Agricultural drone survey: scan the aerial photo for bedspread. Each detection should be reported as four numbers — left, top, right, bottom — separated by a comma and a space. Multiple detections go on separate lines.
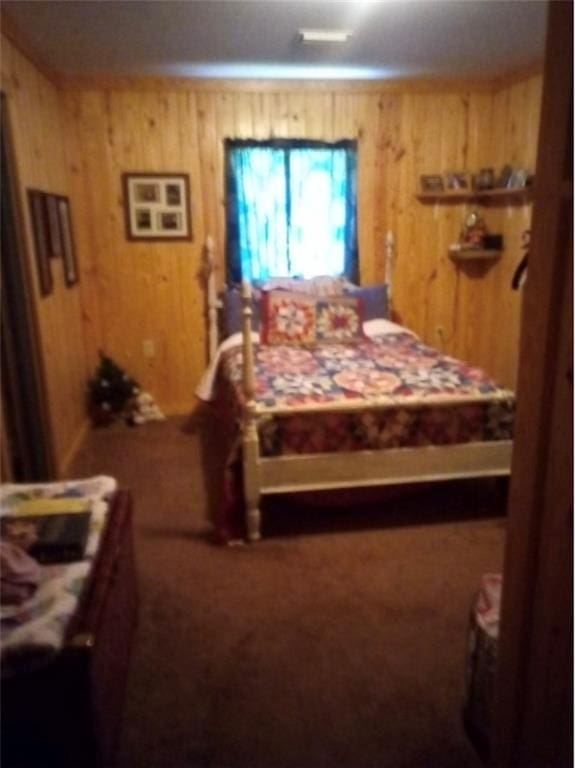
203, 329, 514, 542
215, 332, 514, 455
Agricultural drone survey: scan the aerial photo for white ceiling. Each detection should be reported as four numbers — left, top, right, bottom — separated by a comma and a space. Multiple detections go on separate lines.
3, 0, 548, 81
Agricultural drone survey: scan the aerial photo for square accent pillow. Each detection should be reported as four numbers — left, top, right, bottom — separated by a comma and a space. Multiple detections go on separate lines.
222, 286, 261, 337
261, 291, 317, 345
345, 284, 389, 321
316, 296, 364, 342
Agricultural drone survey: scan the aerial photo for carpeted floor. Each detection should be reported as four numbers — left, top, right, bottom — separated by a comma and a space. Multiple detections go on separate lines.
69, 413, 506, 768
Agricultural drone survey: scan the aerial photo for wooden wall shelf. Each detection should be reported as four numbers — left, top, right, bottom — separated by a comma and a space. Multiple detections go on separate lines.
448, 246, 502, 261
416, 187, 533, 203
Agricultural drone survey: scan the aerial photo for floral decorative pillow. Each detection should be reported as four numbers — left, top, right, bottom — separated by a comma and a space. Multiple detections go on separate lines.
261, 291, 364, 345
261, 291, 317, 345
316, 296, 364, 342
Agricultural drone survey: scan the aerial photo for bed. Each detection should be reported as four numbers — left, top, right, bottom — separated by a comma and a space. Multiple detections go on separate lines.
197, 235, 514, 543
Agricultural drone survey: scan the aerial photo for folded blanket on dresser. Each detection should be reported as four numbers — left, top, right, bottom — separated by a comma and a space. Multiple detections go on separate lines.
0, 475, 117, 677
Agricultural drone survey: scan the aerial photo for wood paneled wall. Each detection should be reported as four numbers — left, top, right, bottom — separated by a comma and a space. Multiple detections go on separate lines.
393, 76, 542, 387
2, 32, 542, 422
61, 75, 541, 413
1, 35, 88, 473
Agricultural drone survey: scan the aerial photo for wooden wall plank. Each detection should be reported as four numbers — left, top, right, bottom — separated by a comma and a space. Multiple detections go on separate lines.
4, 42, 542, 414
1, 35, 88, 473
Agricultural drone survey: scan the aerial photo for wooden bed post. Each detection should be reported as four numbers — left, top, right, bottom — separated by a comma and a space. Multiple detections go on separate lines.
241, 280, 261, 542
385, 230, 395, 310
204, 235, 219, 364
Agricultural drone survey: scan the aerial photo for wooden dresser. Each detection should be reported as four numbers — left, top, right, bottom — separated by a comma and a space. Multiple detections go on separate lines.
1, 490, 138, 768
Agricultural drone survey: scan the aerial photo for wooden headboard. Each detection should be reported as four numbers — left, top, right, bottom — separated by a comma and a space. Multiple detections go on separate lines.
202, 232, 396, 364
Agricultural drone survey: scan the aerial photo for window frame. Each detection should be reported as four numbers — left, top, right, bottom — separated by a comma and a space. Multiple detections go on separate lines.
225, 138, 358, 284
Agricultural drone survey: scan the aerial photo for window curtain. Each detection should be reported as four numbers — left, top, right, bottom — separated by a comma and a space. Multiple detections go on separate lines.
225, 139, 358, 283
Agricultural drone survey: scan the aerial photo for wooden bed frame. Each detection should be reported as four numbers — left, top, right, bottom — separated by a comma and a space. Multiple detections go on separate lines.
204, 235, 512, 542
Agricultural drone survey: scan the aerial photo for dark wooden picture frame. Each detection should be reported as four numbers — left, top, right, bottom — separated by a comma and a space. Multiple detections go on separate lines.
122, 172, 192, 241
420, 174, 445, 192
445, 171, 469, 190
57, 195, 79, 287
27, 189, 53, 297
45, 193, 63, 258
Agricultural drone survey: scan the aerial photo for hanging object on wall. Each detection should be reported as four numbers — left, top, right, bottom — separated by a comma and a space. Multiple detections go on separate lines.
56, 195, 79, 287
122, 172, 192, 241
27, 189, 79, 293
27, 189, 53, 297
512, 230, 530, 290
45, 194, 62, 258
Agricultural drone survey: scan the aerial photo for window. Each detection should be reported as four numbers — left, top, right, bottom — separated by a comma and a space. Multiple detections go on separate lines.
225, 139, 358, 283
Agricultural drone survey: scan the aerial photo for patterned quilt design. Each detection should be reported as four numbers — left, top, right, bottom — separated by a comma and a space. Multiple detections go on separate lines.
217, 333, 514, 456
0, 476, 116, 676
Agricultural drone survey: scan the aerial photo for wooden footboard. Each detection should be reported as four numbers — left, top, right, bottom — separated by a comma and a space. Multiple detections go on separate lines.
259, 441, 512, 494
238, 280, 512, 542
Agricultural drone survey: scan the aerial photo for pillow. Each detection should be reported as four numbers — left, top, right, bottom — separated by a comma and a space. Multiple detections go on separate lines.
222, 286, 261, 337
315, 296, 365, 342
259, 275, 348, 297
260, 291, 317, 345
261, 291, 364, 345
345, 284, 389, 321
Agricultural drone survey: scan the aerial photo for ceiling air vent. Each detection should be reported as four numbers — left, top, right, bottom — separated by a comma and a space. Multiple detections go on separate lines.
298, 29, 353, 44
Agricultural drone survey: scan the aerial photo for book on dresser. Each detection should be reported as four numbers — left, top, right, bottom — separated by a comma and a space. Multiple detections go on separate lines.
0, 498, 92, 564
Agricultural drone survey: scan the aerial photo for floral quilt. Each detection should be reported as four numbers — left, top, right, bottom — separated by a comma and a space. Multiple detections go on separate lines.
210, 332, 514, 542
217, 332, 515, 448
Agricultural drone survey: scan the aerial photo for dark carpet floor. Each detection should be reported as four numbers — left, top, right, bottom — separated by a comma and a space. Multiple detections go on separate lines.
69, 413, 506, 768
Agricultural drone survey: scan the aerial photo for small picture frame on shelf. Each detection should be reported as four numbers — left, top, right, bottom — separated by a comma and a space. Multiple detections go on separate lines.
473, 168, 496, 191
496, 165, 513, 189
122, 172, 192, 241
445, 172, 469, 190
420, 174, 444, 193
507, 169, 528, 189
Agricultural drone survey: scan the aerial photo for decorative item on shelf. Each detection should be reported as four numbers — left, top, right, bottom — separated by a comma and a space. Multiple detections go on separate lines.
496, 165, 513, 189
461, 210, 488, 248
420, 174, 444, 192
449, 210, 503, 261
445, 171, 469, 190
472, 168, 496, 191
507, 168, 529, 189
483, 234, 504, 250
